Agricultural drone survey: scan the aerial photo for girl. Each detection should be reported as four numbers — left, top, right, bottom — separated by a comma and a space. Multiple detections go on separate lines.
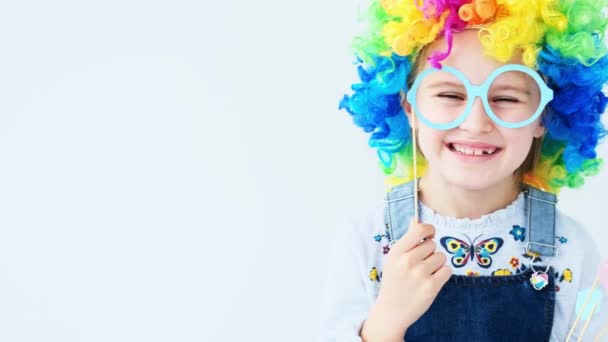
320, 0, 608, 341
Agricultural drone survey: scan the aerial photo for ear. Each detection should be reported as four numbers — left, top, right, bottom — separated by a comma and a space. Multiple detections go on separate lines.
532, 108, 547, 138
401, 92, 414, 126
533, 120, 546, 139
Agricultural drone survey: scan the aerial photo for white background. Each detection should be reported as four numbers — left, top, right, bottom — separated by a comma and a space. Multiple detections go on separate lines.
0, 1, 606, 341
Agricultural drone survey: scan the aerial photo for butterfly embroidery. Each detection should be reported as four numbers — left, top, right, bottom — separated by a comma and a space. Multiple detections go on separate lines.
440, 234, 504, 268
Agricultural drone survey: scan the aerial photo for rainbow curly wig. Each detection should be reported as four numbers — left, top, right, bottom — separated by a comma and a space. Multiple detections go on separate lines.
339, 0, 608, 193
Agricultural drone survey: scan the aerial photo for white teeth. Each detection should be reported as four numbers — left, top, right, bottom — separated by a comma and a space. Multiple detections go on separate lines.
451, 144, 497, 156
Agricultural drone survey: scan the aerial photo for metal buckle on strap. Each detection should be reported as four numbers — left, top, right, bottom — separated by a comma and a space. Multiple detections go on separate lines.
524, 241, 559, 257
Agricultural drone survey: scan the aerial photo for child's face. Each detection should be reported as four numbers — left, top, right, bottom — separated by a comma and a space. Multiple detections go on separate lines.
403, 29, 546, 191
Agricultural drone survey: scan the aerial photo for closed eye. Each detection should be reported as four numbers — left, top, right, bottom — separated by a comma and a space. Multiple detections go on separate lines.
437, 93, 465, 100
492, 97, 520, 103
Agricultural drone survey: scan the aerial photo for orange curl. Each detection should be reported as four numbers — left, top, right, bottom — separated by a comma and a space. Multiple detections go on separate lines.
523, 173, 551, 192
459, 4, 484, 25
475, 0, 498, 20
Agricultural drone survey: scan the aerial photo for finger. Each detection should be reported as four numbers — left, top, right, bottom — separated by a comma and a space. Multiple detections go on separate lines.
391, 220, 436, 254
407, 238, 437, 261
431, 264, 453, 285
419, 251, 448, 275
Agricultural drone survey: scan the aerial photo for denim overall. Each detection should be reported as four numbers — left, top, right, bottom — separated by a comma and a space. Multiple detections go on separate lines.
384, 179, 558, 341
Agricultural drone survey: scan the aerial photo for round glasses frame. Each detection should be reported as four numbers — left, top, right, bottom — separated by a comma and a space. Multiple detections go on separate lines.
406, 64, 554, 130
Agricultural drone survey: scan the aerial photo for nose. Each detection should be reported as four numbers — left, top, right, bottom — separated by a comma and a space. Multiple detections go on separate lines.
459, 96, 494, 133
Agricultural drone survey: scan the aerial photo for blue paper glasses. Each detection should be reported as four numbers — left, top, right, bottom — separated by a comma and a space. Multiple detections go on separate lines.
406, 64, 554, 130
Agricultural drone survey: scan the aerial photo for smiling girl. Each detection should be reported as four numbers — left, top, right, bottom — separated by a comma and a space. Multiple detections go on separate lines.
320, 0, 608, 341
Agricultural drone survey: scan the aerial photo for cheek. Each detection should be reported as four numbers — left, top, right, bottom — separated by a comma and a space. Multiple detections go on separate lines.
415, 129, 446, 156
502, 131, 535, 155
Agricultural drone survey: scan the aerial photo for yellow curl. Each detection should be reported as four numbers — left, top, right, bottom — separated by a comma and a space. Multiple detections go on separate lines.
381, 1, 449, 57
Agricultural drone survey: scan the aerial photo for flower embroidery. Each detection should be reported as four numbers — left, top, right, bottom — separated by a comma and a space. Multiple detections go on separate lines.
560, 268, 573, 283
383, 245, 390, 255
373, 233, 390, 243
369, 267, 381, 282
557, 236, 568, 244
509, 257, 520, 269
492, 268, 513, 276
522, 250, 542, 263
509, 225, 526, 242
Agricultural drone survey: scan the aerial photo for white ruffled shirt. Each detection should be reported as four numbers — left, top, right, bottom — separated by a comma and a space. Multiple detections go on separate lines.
319, 192, 608, 341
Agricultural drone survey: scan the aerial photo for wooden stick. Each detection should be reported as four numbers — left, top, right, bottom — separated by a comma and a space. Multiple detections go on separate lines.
567, 277, 600, 341
412, 108, 418, 224
579, 301, 600, 342
594, 322, 608, 342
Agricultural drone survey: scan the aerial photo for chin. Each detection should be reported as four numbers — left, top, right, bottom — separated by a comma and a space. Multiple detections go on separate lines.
441, 172, 503, 192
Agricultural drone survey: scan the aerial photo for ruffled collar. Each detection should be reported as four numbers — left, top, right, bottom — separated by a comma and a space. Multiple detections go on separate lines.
419, 191, 526, 232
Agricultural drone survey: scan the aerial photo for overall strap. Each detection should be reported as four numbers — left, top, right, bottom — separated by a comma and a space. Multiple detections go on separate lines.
525, 185, 559, 257
383, 179, 418, 246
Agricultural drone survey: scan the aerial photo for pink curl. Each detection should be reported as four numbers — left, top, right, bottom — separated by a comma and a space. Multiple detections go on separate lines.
416, 0, 471, 19
427, 4, 468, 68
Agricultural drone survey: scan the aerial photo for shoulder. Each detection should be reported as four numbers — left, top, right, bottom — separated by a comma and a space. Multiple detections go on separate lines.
336, 201, 386, 241
554, 208, 598, 256
553, 208, 601, 286
330, 201, 387, 262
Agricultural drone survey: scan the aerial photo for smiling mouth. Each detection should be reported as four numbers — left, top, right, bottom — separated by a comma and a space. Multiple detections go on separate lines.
446, 143, 503, 156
